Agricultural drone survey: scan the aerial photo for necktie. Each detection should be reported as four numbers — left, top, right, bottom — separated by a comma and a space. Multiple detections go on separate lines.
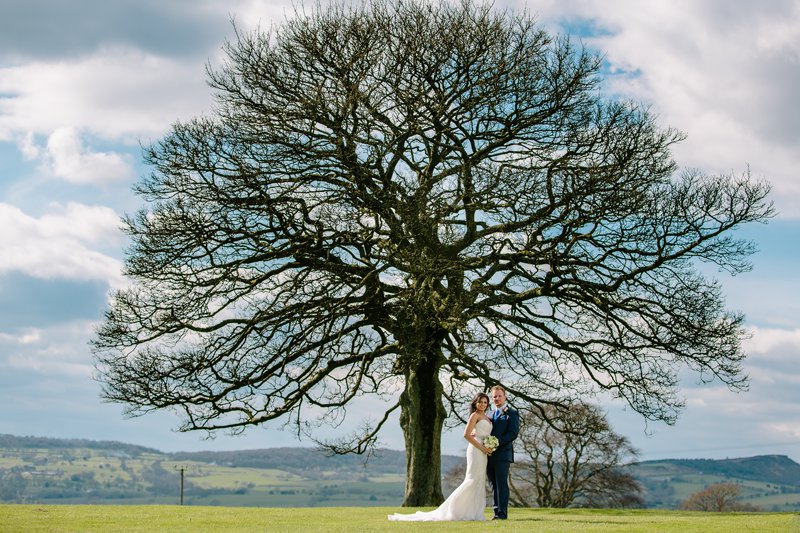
493, 408, 500, 421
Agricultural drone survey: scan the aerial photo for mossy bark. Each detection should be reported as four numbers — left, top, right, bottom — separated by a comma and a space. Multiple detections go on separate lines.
398, 347, 446, 506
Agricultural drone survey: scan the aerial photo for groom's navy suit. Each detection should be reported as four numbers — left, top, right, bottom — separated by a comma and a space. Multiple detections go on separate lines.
487, 406, 519, 520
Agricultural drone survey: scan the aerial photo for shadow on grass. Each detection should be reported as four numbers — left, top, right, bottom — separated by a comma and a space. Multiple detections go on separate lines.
509, 516, 660, 525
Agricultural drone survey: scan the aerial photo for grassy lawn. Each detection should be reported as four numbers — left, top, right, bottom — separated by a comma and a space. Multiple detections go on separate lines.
0, 505, 797, 533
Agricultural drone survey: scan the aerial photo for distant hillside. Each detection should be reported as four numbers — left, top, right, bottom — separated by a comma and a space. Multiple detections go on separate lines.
0, 434, 159, 457
2, 434, 799, 511
631, 454, 800, 488
662, 455, 800, 486
0, 434, 462, 475
0, 434, 463, 507
629, 455, 800, 511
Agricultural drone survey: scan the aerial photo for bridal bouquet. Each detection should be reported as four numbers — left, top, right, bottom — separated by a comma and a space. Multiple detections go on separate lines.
483, 435, 499, 452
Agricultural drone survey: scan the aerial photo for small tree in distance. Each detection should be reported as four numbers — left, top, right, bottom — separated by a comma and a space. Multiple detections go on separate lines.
509, 403, 643, 508
92, 0, 774, 506
680, 482, 761, 512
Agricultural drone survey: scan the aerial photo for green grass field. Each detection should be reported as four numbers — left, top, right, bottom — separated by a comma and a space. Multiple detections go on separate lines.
0, 505, 797, 533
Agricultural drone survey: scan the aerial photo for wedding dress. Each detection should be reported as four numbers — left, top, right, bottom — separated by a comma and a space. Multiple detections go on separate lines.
388, 418, 491, 522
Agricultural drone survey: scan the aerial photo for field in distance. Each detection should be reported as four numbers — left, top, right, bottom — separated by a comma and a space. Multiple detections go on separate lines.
0, 434, 422, 507
2, 434, 800, 511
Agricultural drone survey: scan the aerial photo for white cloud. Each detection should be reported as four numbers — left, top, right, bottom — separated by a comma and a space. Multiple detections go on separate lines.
42, 127, 134, 185
745, 326, 800, 355
231, 0, 301, 29
0, 321, 97, 386
0, 202, 125, 287
601, 321, 800, 459
0, 328, 41, 345
17, 131, 40, 160
0, 46, 213, 142
522, 0, 800, 218
740, 327, 800, 399
765, 422, 800, 441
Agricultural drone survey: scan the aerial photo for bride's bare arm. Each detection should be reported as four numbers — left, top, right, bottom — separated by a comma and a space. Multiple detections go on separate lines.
463, 413, 490, 454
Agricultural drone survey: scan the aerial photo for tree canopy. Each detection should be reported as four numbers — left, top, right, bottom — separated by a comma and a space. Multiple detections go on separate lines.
92, 0, 773, 505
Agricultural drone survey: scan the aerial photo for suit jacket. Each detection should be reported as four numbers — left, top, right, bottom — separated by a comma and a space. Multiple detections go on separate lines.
489, 406, 519, 463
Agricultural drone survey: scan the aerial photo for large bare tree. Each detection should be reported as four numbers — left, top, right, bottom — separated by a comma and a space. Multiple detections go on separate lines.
92, 0, 773, 506
510, 403, 643, 508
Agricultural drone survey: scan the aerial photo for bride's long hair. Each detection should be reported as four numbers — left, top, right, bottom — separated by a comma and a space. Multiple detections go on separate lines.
469, 392, 491, 415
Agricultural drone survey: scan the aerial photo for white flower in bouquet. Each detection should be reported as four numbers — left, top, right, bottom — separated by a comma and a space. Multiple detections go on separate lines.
483, 435, 499, 451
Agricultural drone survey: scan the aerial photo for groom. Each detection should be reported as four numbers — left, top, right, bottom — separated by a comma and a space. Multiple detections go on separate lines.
487, 385, 519, 520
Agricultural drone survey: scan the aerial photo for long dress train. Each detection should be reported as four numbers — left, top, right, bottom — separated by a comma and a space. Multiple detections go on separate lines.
388, 418, 491, 522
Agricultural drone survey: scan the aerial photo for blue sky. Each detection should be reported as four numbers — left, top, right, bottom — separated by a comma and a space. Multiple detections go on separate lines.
1, 0, 799, 462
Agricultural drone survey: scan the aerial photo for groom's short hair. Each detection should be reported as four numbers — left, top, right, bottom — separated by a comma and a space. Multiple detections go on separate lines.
490, 385, 506, 394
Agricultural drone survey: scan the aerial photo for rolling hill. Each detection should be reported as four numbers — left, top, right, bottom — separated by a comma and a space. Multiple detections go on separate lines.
1, 434, 799, 511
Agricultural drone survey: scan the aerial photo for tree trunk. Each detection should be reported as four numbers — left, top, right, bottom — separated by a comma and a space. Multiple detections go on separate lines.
398, 348, 446, 506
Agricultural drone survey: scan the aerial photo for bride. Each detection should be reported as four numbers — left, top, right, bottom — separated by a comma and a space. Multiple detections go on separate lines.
388, 392, 494, 522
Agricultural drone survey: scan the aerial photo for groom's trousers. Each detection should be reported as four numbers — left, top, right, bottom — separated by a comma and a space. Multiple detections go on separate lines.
487, 459, 511, 519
